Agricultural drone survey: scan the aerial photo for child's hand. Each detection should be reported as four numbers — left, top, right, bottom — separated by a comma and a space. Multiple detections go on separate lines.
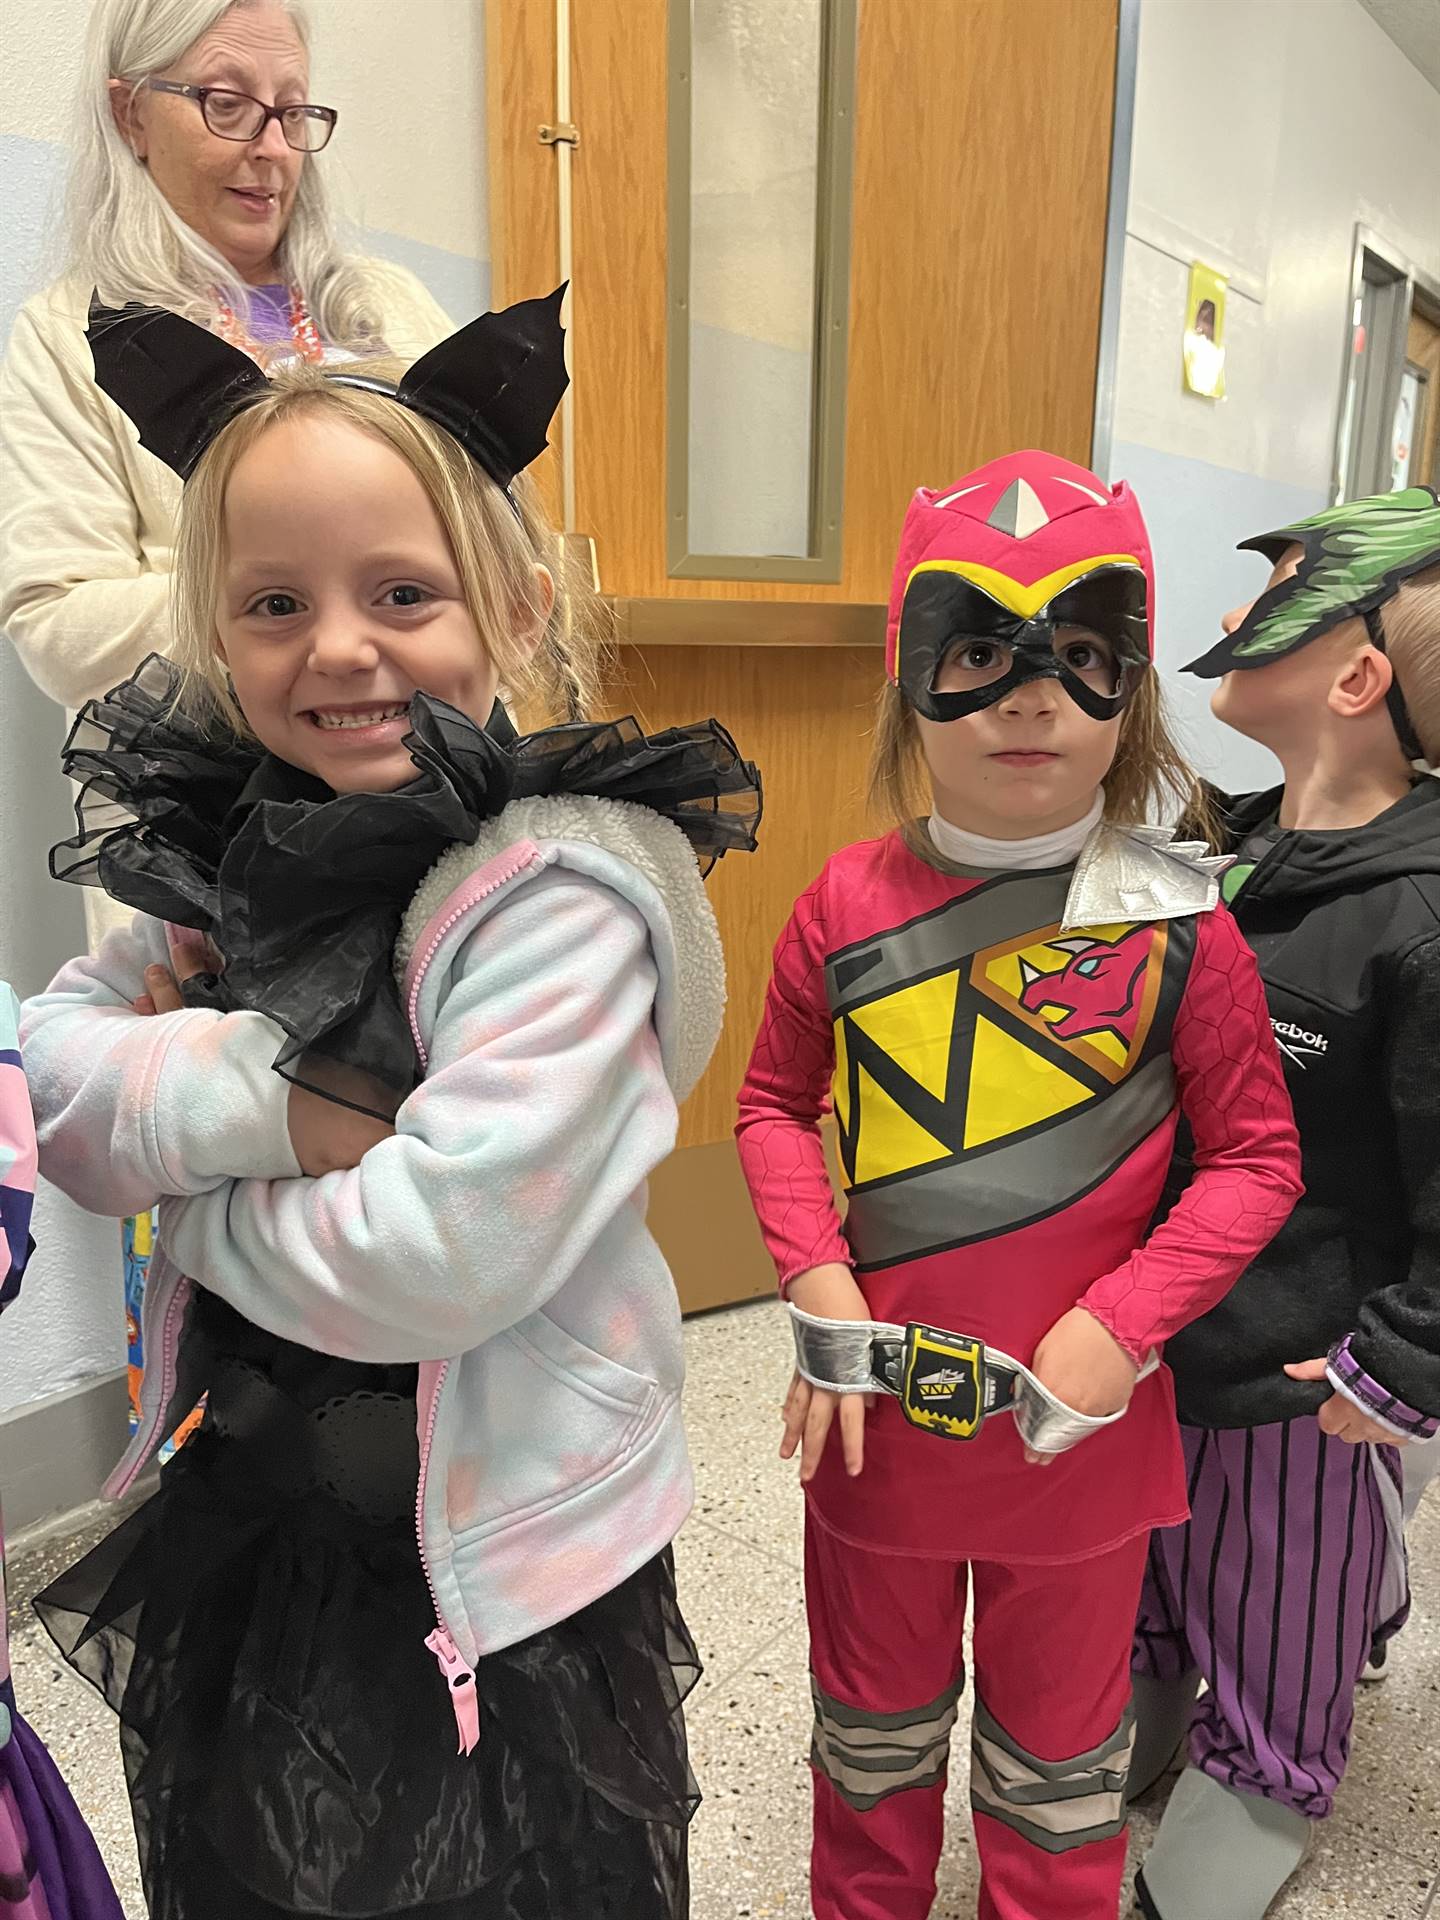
1025, 1307, 1140, 1467
1283, 1356, 1411, 1446
133, 940, 214, 1015
287, 1083, 396, 1178
782, 1263, 874, 1481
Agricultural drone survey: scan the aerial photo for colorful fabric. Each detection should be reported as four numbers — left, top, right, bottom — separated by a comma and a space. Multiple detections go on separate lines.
805, 1515, 1148, 1920
0, 988, 35, 1308
0, 1678, 126, 1920
736, 826, 1302, 1564
1327, 1334, 1440, 1441
1133, 1418, 1407, 1820
234, 282, 298, 348
123, 1210, 202, 1460
0, 984, 125, 1919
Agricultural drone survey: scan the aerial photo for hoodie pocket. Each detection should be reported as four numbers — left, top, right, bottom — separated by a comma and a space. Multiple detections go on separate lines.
444, 1311, 660, 1541
512, 1309, 659, 1419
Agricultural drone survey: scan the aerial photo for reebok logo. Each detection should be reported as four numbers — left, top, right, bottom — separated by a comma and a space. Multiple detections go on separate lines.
1272, 1018, 1328, 1069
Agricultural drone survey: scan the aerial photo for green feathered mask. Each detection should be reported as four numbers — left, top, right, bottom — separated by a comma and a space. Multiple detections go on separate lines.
1185, 485, 1440, 678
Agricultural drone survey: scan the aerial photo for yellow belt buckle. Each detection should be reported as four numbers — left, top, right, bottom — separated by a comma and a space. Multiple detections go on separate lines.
899, 1324, 987, 1441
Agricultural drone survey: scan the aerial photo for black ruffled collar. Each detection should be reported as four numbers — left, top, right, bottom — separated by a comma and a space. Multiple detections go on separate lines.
54, 656, 760, 1115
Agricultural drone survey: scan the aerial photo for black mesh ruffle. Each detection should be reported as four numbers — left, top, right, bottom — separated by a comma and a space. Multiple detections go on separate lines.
52, 656, 760, 1116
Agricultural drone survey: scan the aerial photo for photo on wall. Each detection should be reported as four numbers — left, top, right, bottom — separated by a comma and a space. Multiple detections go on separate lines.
1183, 260, 1228, 399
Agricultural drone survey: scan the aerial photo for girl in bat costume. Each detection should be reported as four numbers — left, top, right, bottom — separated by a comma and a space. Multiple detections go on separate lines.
20, 290, 760, 1920
1130, 487, 1440, 1920
735, 451, 1304, 1920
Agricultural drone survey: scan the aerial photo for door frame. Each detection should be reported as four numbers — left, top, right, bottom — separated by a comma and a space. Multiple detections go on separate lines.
1332, 224, 1440, 503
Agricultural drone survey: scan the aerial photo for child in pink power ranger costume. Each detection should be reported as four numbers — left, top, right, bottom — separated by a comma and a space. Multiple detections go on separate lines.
736, 451, 1304, 1920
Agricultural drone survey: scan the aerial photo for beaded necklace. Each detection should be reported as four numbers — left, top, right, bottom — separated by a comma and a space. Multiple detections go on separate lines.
212, 283, 324, 367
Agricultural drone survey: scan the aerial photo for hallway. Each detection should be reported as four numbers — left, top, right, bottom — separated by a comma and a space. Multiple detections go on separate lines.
10, 1296, 1439, 1918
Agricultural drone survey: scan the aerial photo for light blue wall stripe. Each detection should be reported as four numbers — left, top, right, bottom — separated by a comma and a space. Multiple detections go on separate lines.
358, 228, 491, 325
0, 132, 492, 346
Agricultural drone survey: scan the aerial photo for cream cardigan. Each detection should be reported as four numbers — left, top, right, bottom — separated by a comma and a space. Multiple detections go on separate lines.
0, 263, 452, 714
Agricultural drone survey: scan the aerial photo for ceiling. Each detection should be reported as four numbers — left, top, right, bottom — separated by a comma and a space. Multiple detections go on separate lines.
1354, 0, 1440, 91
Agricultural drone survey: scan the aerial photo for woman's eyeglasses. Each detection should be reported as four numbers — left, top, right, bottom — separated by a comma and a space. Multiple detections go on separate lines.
143, 80, 338, 153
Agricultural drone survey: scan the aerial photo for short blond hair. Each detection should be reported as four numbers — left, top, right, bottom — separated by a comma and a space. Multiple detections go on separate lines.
1383, 561, 1440, 765
868, 671, 1217, 844
171, 357, 604, 734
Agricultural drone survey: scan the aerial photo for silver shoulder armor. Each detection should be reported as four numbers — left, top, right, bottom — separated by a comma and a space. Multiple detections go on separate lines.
1063, 822, 1233, 931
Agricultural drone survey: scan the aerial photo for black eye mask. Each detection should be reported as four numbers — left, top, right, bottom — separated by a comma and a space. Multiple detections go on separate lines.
895, 566, 1150, 722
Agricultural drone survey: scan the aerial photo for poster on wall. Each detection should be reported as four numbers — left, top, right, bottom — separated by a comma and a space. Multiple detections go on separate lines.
1391, 365, 1421, 489
1183, 261, 1228, 399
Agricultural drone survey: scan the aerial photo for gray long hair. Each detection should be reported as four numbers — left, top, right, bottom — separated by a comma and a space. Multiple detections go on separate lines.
67, 0, 385, 348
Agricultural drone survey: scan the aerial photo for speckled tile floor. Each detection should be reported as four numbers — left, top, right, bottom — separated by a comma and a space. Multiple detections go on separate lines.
9, 1296, 1440, 1918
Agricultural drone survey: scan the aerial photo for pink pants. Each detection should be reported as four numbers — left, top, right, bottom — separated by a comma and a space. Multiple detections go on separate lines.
805, 1512, 1149, 1920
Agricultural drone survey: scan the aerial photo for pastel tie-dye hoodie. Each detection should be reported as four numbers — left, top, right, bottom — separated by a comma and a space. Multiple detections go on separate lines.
21, 794, 726, 1717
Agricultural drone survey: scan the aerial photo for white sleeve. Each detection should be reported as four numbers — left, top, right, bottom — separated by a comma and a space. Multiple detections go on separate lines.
20, 918, 300, 1218
0, 305, 173, 710
160, 869, 676, 1363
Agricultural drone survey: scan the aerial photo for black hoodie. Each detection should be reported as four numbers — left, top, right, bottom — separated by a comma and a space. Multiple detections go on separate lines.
1162, 778, 1440, 1429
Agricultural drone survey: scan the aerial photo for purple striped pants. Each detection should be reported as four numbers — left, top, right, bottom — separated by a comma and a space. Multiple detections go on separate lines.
1133, 1418, 1408, 1819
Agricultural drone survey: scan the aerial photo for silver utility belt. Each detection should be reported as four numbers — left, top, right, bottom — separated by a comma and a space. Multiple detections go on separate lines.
789, 1303, 1156, 1457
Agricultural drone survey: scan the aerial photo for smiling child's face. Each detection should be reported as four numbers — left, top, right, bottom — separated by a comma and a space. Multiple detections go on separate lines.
215, 412, 544, 793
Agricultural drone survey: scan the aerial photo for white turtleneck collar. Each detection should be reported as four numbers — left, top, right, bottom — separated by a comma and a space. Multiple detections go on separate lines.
928, 790, 1105, 871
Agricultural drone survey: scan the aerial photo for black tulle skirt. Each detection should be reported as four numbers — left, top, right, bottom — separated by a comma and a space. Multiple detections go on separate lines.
34, 1296, 699, 1918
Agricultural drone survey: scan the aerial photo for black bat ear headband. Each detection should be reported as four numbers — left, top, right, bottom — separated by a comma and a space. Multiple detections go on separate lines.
85, 284, 569, 494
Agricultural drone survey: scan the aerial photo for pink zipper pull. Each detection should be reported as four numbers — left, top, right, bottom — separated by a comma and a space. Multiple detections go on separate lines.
425, 1627, 481, 1756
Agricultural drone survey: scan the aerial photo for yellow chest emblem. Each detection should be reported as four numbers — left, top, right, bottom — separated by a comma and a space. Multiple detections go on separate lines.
833, 919, 1166, 1189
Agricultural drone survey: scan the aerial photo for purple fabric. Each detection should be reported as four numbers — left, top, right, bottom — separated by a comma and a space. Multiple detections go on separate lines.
0, 998, 119, 1915
1327, 1334, 1440, 1441
1133, 1417, 1406, 1819
0, 1696, 124, 1920
241, 283, 295, 349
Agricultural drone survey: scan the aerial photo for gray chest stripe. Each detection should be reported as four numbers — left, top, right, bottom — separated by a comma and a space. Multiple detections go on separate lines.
846, 1052, 1176, 1271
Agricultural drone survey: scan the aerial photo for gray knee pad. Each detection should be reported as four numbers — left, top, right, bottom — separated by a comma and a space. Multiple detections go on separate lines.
1127, 1669, 1200, 1803
969, 1695, 1134, 1855
809, 1672, 962, 1810
1136, 1767, 1310, 1920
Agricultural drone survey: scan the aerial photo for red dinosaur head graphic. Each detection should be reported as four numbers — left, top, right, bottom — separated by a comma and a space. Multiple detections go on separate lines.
885, 450, 1155, 724
1018, 925, 1155, 1044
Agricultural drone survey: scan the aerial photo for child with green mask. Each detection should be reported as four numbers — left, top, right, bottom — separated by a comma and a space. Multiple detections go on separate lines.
1129, 486, 1440, 1920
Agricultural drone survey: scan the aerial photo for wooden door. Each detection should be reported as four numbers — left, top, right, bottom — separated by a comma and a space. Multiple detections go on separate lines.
487, 0, 1121, 1311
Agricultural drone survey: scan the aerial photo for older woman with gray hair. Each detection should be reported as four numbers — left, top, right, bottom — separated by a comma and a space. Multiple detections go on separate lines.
0, 0, 450, 720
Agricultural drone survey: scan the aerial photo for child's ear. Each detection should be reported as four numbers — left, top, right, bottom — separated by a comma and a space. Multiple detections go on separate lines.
1329, 642, 1395, 722
514, 563, 555, 661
